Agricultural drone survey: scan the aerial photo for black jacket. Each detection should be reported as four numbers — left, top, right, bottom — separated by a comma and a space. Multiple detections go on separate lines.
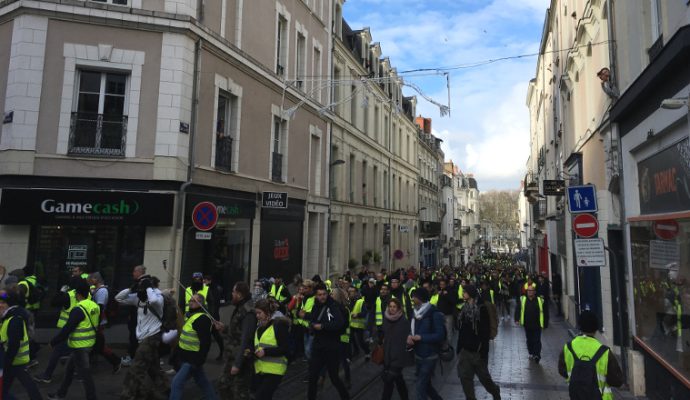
309, 297, 346, 349
436, 289, 457, 316
178, 311, 213, 367
457, 302, 491, 357
515, 296, 547, 329
382, 313, 410, 369
255, 318, 290, 358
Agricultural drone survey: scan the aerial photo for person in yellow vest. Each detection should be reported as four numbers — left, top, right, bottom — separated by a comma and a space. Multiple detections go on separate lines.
0, 290, 43, 400
331, 288, 352, 387
347, 286, 370, 361
169, 293, 217, 400
558, 311, 623, 399
296, 280, 316, 359
33, 276, 84, 384
268, 277, 290, 310
184, 272, 209, 312
375, 283, 392, 329
253, 298, 290, 400
47, 280, 99, 400
390, 278, 412, 318
514, 285, 547, 363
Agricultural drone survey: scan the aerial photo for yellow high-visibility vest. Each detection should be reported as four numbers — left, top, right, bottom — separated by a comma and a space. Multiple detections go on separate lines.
57, 290, 78, 328
254, 324, 288, 376
185, 284, 209, 312
295, 296, 315, 327
269, 284, 288, 302
0, 316, 30, 365
350, 298, 366, 329
519, 296, 544, 328
68, 299, 99, 349
563, 335, 613, 400
179, 312, 208, 352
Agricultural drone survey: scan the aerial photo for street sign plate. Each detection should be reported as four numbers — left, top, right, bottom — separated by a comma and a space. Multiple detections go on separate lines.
574, 238, 606, 267
653, 220, 680, 240
195, 231, 212, 240
567, 185, 597, 213
649, 240, 680, 269
543, 180, 566, 196
572, 213, 599, 238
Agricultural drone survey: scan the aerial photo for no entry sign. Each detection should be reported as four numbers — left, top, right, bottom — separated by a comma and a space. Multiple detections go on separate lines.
192, 201, 218, 231
572, 213, 599, 238
653, 220, 680, 240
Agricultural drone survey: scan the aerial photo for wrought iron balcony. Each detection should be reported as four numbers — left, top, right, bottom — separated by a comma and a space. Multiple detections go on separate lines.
272, 152, 283, 182
68, 112, 127, 157
215, 136, 233, 172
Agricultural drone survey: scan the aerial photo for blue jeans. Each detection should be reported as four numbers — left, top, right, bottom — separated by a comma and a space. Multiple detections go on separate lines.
415, 357, 443, 400
304, 333, 314, 360
40, 340, 71, 378
170, 362, 218, 400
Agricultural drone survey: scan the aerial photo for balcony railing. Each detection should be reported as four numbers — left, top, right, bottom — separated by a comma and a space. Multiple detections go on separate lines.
215, 136, 233, 172
68, 112, 127, 157
271, 152, 283, 182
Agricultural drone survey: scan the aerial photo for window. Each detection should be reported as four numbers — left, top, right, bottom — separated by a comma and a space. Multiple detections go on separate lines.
69, 70, 128, 157
333, 67, 341, 114
215, 90, 237, 172
383, 170, 388, 208
276, 15, 288, 76
313, 47, 322, 102
91, 0, 128, 4
384, 115, 389, 148
362, 160, 367, 205
335, 3, 343, 38
350, 84, 357, 126
373, 165, 378, 207
295, 32, 306, 89
272, 116, 287, 182
374, 105, 380, 143
363, 97, 369, 136
349, 154, 355, 202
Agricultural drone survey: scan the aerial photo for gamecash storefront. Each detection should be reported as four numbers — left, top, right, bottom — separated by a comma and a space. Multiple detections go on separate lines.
0, 188, 174, 326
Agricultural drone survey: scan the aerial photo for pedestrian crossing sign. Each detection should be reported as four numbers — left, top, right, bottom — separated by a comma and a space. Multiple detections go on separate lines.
567, 185, 597, 213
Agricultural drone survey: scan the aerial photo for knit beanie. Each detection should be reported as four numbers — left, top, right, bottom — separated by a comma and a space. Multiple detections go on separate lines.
412, 287, 430, 303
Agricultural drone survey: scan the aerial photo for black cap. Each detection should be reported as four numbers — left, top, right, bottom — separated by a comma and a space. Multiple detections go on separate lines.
412, 287, 430, 303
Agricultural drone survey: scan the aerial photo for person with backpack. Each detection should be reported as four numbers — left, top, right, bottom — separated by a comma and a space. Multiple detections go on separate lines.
115, 266, 168, 400
514, 284, 547, 363
408, 287, 445, 400
88, 272, 122, 373
479, 281, 499, 340
558, 311, 623, 400
46, 279, 100, 400
456, 285, 501, 400
169, 293, 217, 400
0, 289, 43, 400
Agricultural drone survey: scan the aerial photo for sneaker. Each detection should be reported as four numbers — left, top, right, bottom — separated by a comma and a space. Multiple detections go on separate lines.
112, 361, 122, 374
33, 374, 51, 384
534, 356, 541, 364
47, 393, 65, 400
121, 356, 132, 367
26, 359, 39, 369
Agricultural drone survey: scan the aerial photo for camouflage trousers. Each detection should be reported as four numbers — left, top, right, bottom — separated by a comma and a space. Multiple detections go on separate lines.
120, 333, 169, 400
216, 357, 251, 400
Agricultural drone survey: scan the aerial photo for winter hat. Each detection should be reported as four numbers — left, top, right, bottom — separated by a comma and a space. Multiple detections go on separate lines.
579, 310, 600, 333
464, 285, 479, 299
412, 287, 430, 303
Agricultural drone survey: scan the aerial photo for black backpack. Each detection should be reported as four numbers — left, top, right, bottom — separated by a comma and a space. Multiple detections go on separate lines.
25, 279, 46, 305
149, 291, 182, 332
567, 341, 609, 400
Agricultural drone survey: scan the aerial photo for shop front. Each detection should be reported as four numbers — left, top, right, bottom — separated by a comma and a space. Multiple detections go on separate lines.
180, 192, 255, 295
259, 199, 304, 281
0, 188, 174, 326
628, 138, 690, 398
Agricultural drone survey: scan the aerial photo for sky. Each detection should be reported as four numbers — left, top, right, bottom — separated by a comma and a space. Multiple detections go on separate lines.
343, 0, 550, 191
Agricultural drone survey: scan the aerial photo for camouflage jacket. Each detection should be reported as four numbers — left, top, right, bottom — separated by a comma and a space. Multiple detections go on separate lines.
219, 298, 256, 369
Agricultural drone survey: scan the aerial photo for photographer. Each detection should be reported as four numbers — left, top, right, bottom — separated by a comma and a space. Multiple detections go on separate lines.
115, 265, 167, 400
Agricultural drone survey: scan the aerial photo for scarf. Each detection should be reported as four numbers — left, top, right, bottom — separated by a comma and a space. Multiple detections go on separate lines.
410, 302, 432, 336
458, 299, 481, 333
385, 308, 403, 322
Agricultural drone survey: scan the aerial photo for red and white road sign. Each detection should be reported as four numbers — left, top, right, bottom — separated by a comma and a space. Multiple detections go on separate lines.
572, 213, 599, 238
653, 220, 680, 240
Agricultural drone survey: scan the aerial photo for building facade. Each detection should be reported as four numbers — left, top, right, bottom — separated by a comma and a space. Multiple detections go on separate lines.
0, 0, 332, 324
415, 116, 443, 268
454, 170, 480, 264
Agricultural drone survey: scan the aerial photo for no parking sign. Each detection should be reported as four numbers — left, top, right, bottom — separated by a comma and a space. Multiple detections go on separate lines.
192, 201, 218, 231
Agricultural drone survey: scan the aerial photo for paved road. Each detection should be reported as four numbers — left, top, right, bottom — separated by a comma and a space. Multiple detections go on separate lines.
10, 311, 646, 399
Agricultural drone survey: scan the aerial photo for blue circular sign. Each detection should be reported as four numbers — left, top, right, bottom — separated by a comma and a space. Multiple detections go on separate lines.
192, 201, 218, 231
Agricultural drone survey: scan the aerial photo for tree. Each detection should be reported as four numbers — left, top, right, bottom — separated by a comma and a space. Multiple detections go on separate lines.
479, 190, 520, 250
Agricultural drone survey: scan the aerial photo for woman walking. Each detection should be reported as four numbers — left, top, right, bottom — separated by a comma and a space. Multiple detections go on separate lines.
253, 298, 290, 400
381, 298, 410, 400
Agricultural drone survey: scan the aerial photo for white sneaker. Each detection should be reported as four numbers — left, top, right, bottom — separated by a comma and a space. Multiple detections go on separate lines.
121, 356, 132, 367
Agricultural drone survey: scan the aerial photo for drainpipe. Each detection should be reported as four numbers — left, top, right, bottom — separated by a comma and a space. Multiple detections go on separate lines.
171, 38, 202, 291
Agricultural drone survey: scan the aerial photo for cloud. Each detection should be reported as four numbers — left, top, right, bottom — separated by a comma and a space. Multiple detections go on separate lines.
344, 0, 548, 190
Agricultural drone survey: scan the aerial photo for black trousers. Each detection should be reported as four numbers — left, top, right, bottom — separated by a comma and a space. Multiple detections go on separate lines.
457, 349, 500, 400
254, 373, 283, 400
308, 345, 350, 400
3, 364, 43, 400
350, 328, 370, 357
525, 327, 542, 357
381, 366, 408, 400
94, 328, 120, 366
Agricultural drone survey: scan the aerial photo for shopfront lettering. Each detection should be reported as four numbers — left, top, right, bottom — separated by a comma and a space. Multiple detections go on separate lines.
41, 199, 138, 215
653, 167, 677, 196
273, 238, 290, 261
217, 205, 241, 216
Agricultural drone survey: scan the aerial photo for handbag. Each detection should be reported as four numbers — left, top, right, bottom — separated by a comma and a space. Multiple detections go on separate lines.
371, 344, 385, 365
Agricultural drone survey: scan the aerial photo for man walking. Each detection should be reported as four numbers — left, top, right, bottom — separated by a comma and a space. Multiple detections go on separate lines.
456, 285, 501, 400
47, 280, 99, 400
215, 281, 256, 400
515, 285, 547, 363
408, 287, 445, 400
559, 311, 623, 399
115, 266, 168, 400
170, 293, 217, 400
0, 290, 43, 400
89, 272, 121, 372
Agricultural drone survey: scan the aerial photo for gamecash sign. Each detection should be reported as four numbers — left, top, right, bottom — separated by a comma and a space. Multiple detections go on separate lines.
262, 192, 288, 209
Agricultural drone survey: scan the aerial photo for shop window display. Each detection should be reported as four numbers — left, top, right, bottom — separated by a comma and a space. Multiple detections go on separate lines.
631, 219, 690, 378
